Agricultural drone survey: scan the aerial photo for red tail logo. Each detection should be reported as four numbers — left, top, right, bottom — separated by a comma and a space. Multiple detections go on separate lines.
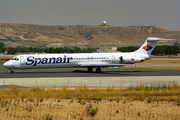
142, 45, 153, 51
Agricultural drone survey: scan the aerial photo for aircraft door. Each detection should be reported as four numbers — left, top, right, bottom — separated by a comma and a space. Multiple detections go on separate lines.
20, 56, 25, 65
119, 56, 123, 64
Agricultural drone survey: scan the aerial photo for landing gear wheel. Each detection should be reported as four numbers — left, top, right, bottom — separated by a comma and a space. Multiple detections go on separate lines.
10, 69, 14, 73
96, 68, 101, 73
87, 68, 93, 72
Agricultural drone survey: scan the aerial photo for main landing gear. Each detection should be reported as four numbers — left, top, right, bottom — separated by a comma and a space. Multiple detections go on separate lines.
87, 68, 102, 73
10, 69, 14, 73
96, 67, 101, 73
87, 68, 93, 72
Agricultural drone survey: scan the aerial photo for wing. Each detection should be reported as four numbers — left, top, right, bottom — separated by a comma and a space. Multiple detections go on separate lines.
79, 62, 132, 67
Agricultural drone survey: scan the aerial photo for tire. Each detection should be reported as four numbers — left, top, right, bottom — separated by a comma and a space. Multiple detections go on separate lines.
87, 68, 93, 72
96, 68, 101, 73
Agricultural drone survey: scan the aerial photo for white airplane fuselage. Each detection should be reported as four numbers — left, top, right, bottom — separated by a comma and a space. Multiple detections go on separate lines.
3, 37, 175, 73
3, 52, 150, 69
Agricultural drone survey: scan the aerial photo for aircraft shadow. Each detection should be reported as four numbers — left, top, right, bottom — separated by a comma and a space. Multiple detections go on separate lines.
0, 69, 162, 78
0, 70, 136, 78
72, 70, 142, 73
0, 69, 155, 75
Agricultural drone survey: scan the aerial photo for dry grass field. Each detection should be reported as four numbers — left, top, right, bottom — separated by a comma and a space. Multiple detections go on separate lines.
123, 66, 180, 70
0, 84, 180, 120
142, 59, 180, 63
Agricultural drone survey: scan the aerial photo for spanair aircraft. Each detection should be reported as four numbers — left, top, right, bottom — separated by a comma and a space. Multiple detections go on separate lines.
3, 37, 175, 73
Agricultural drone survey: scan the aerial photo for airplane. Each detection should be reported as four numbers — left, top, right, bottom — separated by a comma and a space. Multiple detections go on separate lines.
3, 37, 175, 73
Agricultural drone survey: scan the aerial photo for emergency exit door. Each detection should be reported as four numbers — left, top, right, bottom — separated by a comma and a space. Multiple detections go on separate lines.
112, 55, 115, 63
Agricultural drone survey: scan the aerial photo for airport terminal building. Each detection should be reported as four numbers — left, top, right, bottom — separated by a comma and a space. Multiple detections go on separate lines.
97, 47, 118, 53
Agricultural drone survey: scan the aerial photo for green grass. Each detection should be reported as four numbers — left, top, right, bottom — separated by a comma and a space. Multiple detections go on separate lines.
45, 114, 53, 120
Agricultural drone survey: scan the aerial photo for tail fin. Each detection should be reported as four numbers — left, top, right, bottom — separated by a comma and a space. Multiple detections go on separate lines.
133, 37, 175, 55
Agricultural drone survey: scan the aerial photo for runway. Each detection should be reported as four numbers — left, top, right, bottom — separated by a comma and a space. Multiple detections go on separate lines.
0, 62, 180, 78
0, 62, 180, 89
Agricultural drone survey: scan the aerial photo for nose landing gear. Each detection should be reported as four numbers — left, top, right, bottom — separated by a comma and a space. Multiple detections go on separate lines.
10, 69, 14, 73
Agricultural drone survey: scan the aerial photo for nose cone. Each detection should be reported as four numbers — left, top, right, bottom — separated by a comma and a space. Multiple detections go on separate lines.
3, 62, 11, 69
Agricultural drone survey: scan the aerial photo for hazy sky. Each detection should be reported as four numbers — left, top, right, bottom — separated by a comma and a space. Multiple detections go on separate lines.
0, 0, 180, 31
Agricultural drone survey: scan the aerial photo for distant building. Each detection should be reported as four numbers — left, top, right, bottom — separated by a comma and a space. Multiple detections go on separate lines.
97, 46, 118, 53
174, 43, 180, 46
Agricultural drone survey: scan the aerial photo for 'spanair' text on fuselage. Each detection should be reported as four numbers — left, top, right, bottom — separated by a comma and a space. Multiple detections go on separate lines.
26, 55, 73, 66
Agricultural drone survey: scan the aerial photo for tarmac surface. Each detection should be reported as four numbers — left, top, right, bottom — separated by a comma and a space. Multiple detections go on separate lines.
0, 62, 180, 78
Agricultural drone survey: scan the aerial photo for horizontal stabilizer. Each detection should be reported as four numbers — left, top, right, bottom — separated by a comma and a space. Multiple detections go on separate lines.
147, 37, 176, 41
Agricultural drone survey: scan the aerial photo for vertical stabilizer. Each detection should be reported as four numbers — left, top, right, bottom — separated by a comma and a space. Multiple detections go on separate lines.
133, 37, 175, 55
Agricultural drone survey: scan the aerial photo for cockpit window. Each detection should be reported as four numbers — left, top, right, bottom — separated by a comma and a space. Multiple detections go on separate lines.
11, 57, 19, 61
11, 58, 16, 60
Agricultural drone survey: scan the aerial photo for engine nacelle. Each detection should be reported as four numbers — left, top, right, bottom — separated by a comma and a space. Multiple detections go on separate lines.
120, 56, 144, 64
